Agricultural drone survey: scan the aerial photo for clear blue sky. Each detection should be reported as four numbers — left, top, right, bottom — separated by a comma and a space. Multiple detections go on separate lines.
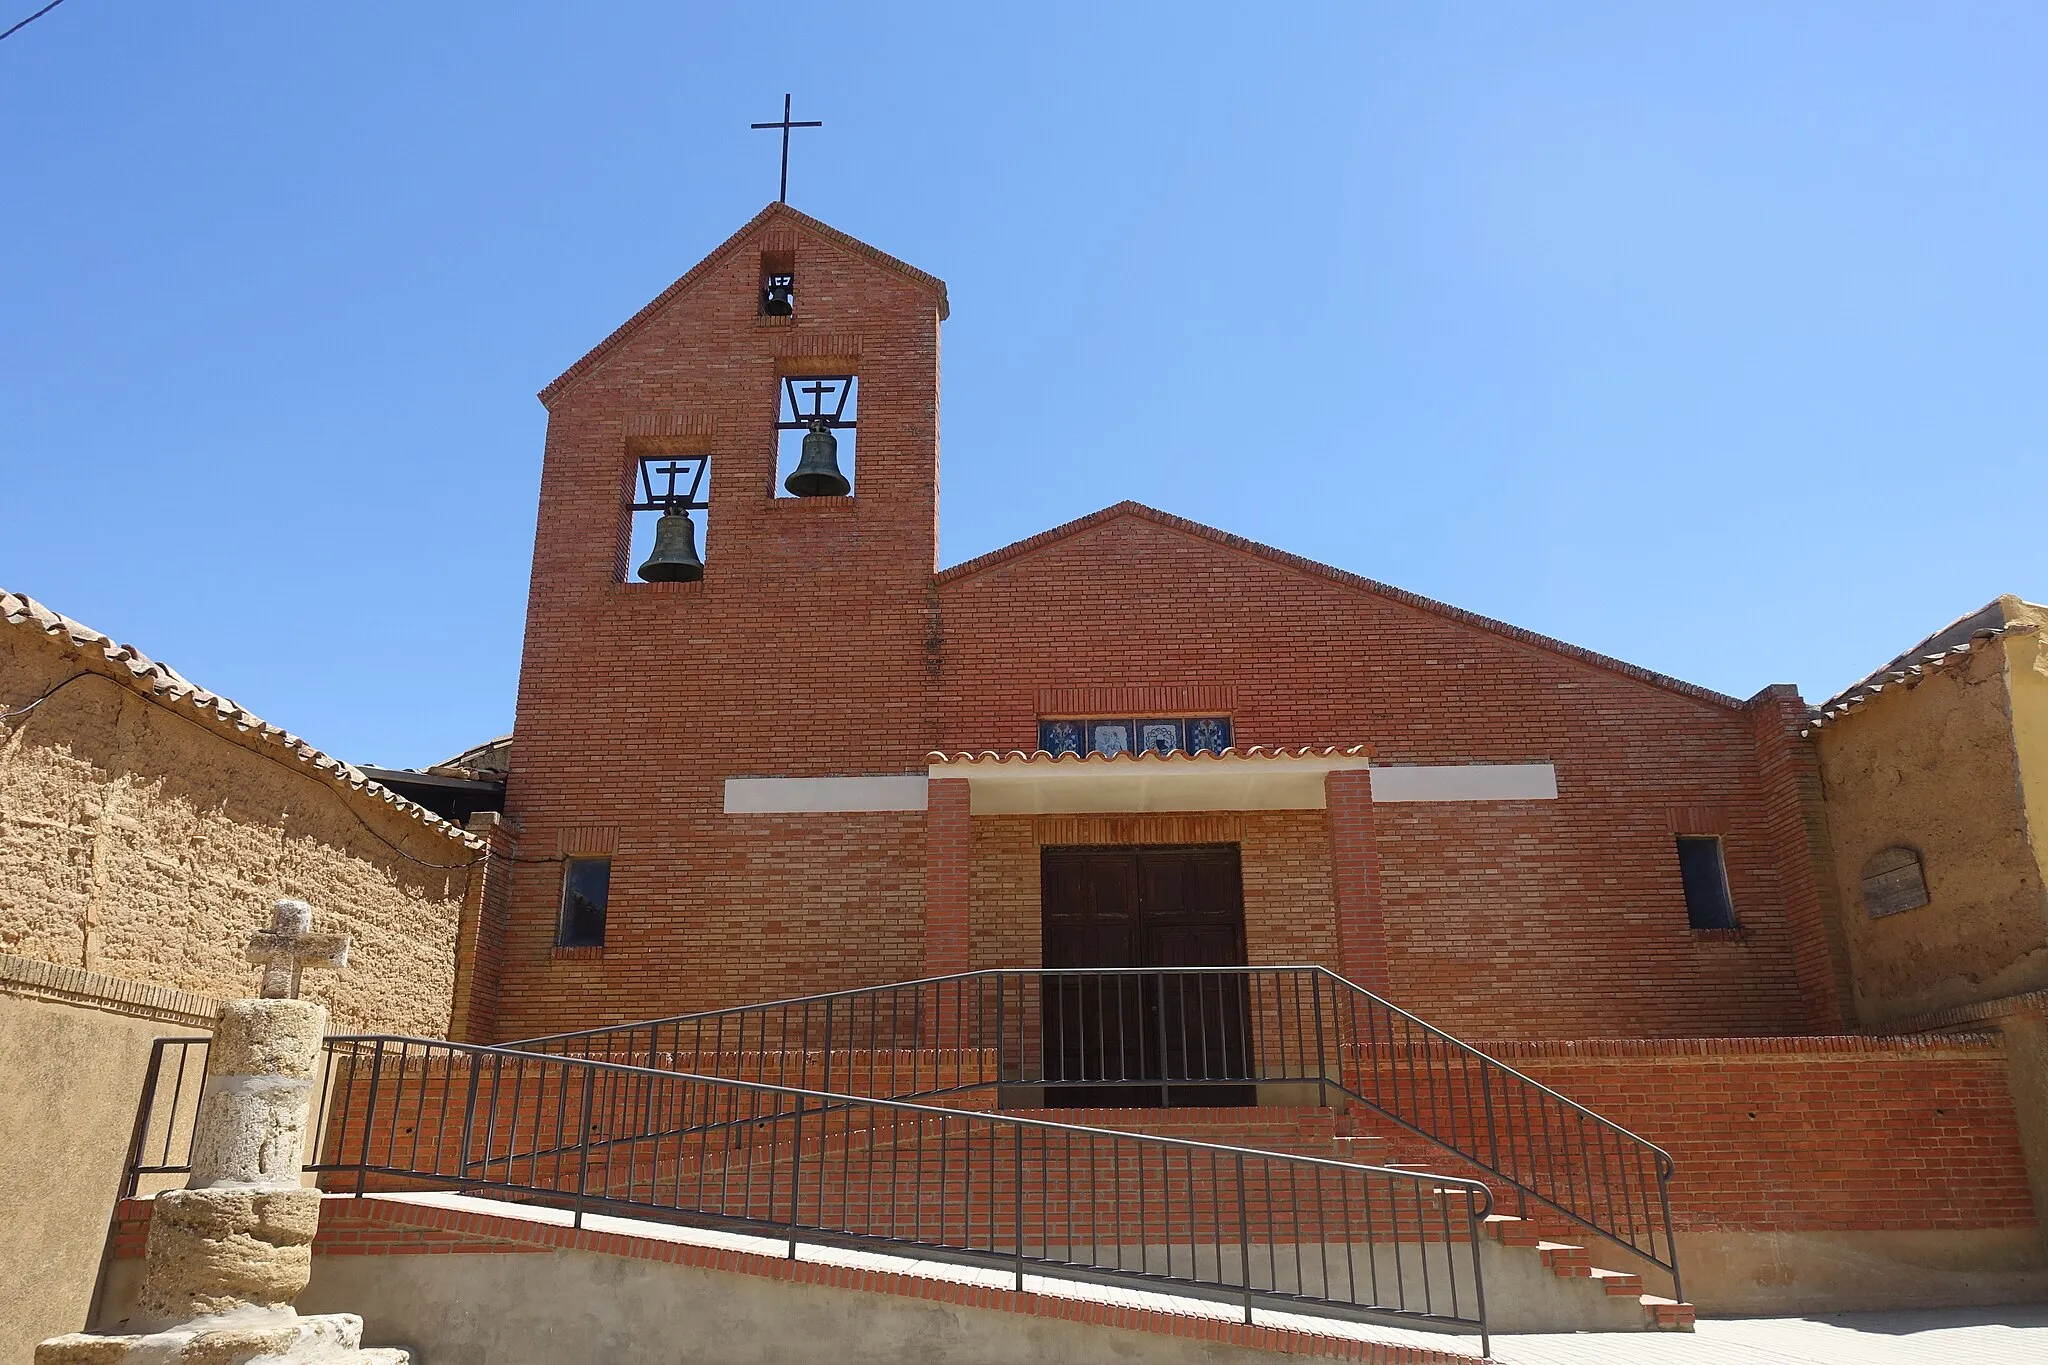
5, 3, 2045, 768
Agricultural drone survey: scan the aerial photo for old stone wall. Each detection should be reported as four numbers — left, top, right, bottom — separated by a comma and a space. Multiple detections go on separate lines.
1813, 628, 2048, 1025
0, 620, 475, 1036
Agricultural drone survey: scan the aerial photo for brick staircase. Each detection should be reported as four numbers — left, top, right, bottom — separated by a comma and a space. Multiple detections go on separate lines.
995, 1103, 1693, 1334
125, 967, 1704, 1350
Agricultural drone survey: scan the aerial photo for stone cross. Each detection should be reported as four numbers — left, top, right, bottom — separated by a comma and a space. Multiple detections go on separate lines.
38, 900, 412, 1361
247, 898, 349, 999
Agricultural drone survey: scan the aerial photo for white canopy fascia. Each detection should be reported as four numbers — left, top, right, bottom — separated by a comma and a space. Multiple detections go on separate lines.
926, 749, 1374, 815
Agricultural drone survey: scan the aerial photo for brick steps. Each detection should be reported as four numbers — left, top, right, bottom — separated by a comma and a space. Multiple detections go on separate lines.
1325, 1121, 1693, 1333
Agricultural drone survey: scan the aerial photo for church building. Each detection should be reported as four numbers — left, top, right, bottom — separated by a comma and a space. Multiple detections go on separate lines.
478, 202, 1848, 1047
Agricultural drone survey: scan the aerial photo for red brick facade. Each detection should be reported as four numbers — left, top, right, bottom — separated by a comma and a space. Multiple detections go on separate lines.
488, 204, 1853, 1044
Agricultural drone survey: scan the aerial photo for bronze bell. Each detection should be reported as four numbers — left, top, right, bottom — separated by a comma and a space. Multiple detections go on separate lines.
636, 508, 704, 582
783, 419, 851, 497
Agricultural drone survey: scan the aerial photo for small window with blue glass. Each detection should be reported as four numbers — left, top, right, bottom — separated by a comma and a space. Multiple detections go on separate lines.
1038, 717, 1232, 757
557, 857, 611, 947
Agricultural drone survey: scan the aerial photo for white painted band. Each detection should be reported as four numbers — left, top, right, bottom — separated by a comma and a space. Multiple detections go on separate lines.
199, 1073, 316, 1100
724, 775, 931, 814
1369, 763, 1557, 802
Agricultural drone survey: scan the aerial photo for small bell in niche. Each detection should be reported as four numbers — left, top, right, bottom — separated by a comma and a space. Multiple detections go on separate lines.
783, 418, 850, 497
636, 506, 705, 582
762, 273, 795, 317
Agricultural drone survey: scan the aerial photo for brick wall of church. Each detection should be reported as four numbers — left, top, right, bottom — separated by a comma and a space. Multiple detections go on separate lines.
934, 510, 1838, 1038
968, 813, 1338, 973
493, 208, 947, 1039
493, 210, 1846, 1043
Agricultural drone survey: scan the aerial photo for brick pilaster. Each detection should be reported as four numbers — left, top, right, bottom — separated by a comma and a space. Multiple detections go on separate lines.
1747, 685, 1854, 1032
449, 811, 520, 1043
923, 778, 972, 975
1325, 769, 1390, 994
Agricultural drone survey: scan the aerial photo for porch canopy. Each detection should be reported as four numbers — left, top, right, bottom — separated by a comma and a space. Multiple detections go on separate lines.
925, 746, 1374, 815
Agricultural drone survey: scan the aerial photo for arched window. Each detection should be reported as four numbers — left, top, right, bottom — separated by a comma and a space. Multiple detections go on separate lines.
1861, 846, 1929, 918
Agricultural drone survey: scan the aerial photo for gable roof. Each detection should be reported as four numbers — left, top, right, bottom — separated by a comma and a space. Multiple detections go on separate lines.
539, 202, 950, 406
1808, 596, 2045, 730
936, 502, 1746, 709
1, 589, 482, 854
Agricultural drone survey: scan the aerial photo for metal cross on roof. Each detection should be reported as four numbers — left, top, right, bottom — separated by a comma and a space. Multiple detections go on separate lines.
751, 93, 822, 204
246, 898, 350, 1000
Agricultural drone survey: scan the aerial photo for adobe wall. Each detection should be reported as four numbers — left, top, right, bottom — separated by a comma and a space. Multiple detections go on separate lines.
0, 624, 471, 1036
0, 964, 216, 1363
938, 514, 1822, 1037
2005, 603, 2048, 957
1813, 632, 2048, 1025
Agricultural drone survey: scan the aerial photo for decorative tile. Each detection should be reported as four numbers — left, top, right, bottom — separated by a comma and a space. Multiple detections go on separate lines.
1090, 723, 1131, 757
1039, 721, 1082, 756
1139, 721, 1181, 756
1188, 718, 1232, 753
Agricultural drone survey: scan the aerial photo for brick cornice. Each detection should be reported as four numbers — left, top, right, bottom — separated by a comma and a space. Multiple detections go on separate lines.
936, 503, 1748, 710
0, 951, 218, 1029
1463, 1033, 2004, 1061
1868, 988, 2048, 1036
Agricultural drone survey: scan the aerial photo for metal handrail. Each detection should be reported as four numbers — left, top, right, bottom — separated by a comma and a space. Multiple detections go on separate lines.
121, 1032, 1494, 1354
503, 965, 1680, 1300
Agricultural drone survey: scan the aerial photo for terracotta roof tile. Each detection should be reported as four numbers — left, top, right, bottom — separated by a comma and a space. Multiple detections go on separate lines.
928, 744, 1373, 766
1, 589, 481, 849
1805, 618, 2039, 734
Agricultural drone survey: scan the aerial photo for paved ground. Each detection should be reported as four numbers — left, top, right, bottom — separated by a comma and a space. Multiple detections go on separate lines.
1491, 1304, 2048, 1364
388, 1194, 2045, 1364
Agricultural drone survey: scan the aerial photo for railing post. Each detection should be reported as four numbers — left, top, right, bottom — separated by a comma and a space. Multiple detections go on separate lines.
94, 1037, 172, 1333
120, 1038, 168, 1200
821, 1000, 835, 1097
1154, 971, 1171, 1107
1236, 1152, 1253, 1325
574, 1064, 595, 1230
1480, 1062, 1499, 1174
1310, 971, 1328, 1107
1658, 1158, 1683, 1304
1467, 1191, 1491, 1360
458, 1048, 483, 1186
789, 1091, 804, 1260
355, 1042, 385, 1198
1013, 1121, 1026, 1292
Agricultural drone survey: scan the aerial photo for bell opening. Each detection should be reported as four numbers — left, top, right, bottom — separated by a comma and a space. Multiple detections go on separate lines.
759, 249, 796, 318
776, 420, 855, 499
630, 507, 706, 583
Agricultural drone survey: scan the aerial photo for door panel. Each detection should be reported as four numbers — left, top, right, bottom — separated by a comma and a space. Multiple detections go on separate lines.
1041, 845, 1252, 1107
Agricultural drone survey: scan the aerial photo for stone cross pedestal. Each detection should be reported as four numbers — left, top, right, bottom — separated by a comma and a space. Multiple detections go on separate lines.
38, 901, 409, 1365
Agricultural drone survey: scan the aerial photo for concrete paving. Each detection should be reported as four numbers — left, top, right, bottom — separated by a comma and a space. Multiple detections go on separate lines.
377, 1194, 2045, 1364
1492, 1304, 2048, 1364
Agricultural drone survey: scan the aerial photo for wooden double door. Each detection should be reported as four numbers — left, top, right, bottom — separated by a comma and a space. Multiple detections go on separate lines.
1040, 845, 1254, 1107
